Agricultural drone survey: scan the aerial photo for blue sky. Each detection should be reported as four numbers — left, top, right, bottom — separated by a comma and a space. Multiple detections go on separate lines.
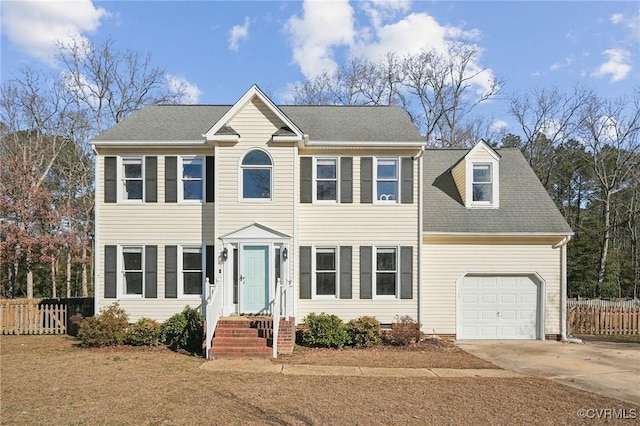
1, 1, 638, 135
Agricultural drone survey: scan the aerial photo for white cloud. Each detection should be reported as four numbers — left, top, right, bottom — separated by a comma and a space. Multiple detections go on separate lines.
361, 0, 411, 29
229, 17, 250, 52
610, 13, 624, 25
489, 119, 509, 134
285, 0, 356, 78
549, 55, 575, 71
591, 48, 632, 82
1, 0, 108, 64
166, 75, 202, 104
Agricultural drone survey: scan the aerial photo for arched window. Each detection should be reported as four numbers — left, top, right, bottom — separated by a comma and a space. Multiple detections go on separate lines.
241, 150, 272, 199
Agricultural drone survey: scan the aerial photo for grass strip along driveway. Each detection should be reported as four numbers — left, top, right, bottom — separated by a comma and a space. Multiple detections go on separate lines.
2, 335, 638, 425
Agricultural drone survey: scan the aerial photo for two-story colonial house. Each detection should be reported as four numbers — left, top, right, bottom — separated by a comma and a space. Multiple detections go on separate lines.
92, 85, 573, 358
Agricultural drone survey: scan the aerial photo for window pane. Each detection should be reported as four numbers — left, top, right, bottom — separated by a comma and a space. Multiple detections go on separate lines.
377, 250, 396, 271
377, 181, 397, 201
183, 272, 202, 294
123, 249, 142, 270
123, 160, 142, 178
377, 160, 397, 179
243, 168, 271, 198
316, 272, 336, 295
473, 165, 491, 183
124, 180, 143, 200
317, 160, 336, 179
376, 273, 396, 296
183, 181, 203, 200
316, 250, 335, 271
183, 250, 201, 270
242, 150, 271, 166
316, 181, 337, 200
124, 272, 143, 295
183, 160, 203, 179
473, 183, 492, 202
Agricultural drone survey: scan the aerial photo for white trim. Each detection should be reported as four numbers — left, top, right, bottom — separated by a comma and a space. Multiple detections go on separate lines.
119, 156, 144, 203
178, 245, 205, 300
178, 155, 205, 203
373, 157, 399, 204
313, 156, 340, 204
455, 272, 546, 340
205, 85, 304, 141
422, 232, 574, 237
305, 140, 425, 148
92, 140, 207, 147
238, 149, 274, 202
312, 246, 339, 299
372, 245, 401, 300
211, 134, 240, 143
118, 245, 144, 299
466, 160, 499, 209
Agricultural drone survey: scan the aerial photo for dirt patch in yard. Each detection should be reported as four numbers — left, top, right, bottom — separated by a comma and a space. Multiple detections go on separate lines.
2, 335, 638, 425
277, 337, 498, 369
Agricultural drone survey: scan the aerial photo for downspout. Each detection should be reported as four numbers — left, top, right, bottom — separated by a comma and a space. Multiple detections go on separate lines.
555, 235, 582, 343
415, 145, 426, 329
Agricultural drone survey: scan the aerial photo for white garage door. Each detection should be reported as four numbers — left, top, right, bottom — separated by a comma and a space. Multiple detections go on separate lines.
458, 275, 538, 339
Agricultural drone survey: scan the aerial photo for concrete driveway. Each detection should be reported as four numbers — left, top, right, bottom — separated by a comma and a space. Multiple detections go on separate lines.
457, 340, 640, 406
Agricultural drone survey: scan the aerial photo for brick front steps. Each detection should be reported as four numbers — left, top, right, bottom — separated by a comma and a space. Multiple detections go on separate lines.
209, 317, 295, 359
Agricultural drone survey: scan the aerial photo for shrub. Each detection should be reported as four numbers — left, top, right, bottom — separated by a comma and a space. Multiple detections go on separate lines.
76, 303, 129, 347
384, 315, 422, 346
346, 316, 382, 348
302, 313, 350, 348
160, 306, 204, 353
125, 317, 162, 346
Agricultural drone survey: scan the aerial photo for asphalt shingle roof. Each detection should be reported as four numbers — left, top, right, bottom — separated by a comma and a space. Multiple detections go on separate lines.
423, 148, 573, 234
93, 104, 424, 142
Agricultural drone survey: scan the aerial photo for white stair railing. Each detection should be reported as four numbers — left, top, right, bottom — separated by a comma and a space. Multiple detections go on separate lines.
271, 278, 283, 358
205, 278, 223, 360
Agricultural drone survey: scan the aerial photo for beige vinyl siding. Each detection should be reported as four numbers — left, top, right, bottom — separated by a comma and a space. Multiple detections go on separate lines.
469, 145, 496, 161
95, 149, 214, 322
451, 160, 466, 204
421, 241, 562, 336
298, 156, 420, 324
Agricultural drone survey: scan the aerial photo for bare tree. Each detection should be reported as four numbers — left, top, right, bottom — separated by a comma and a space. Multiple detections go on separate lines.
579, 90, 640, 295
508, 86, 590, 188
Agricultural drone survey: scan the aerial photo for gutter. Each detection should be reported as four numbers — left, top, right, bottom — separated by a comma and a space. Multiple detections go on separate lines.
554, 235, 582, 344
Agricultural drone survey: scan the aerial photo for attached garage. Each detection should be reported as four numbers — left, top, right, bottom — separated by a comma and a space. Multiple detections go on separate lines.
457, 275, 542, 339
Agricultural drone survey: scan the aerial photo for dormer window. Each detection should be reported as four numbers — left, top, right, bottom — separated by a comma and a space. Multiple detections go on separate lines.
472, 164, 492, 203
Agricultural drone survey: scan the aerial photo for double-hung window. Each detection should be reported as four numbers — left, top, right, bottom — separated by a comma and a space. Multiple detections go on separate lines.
472, 164, 492, 203
122, 158, 143, 200
122, 246, 143, 295
375, 158, 398, 203
241, 150, 272, 200
315, 248, 337, 297
182, 247, 203, 296
181, 157, 204, 201
315, 158, 338, 201
375, 247, 397, 297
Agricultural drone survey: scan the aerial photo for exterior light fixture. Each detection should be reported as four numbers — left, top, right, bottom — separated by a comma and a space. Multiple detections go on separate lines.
282, 247, 288, 261
221, 247, 228, 261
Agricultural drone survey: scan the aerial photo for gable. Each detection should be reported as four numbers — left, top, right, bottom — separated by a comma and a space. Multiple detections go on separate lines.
221, 223, 291, 240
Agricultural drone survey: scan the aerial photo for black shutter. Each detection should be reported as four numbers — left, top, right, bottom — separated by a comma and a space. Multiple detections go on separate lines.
340, 157, 353, 203
165, 156, 177, 203
104, 245, 117, 298
401, 157, 413, 204
206, 156, 214, 203
359, 246, 372, 299
300, 246, 312, 299
360, 157, 373, 203
205, 245, 214, 284
339, 246, 352, 299
165, 245, 177, 298
145, 156, 157, 203
400, 246, 413, 299
300, 157, 312, 203
104, 157, 117, 203
145, 245, 157, 298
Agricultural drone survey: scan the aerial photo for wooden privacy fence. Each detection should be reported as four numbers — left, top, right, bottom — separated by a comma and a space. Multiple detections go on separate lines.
567, 300, 640, 335
0, 298, 94, 335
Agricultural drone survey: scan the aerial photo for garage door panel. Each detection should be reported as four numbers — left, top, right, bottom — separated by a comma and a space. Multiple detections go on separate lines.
458, 275, 538, 340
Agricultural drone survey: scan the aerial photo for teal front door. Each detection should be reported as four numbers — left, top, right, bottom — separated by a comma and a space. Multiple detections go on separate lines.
241, 245, 269, 313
